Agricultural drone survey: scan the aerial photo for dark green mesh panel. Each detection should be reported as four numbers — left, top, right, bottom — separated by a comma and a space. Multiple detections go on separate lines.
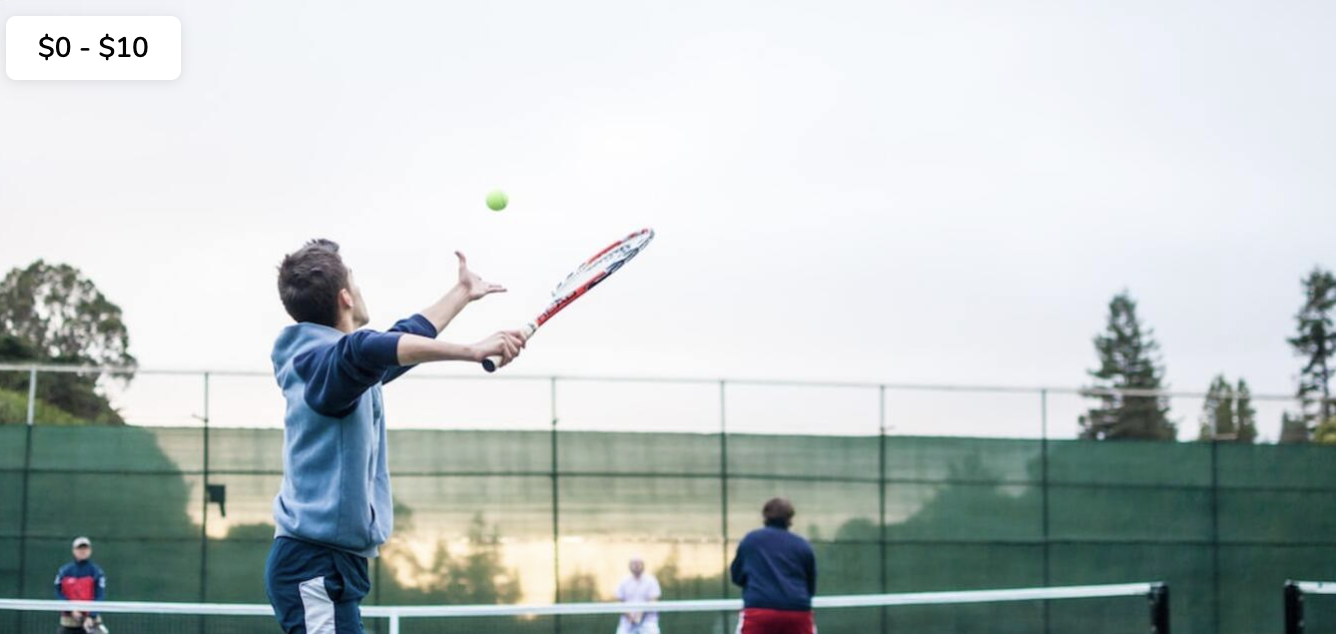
1051, 544, 1212, 634
1, 427, 26, 634
30, 425, 204, 472
1214, 443, 1336, 633
0, 425, 25, 469
1046, 439, 1212, 486
728, 478, 879, 543
885, 437, 1041, 484
559, 475, 721, 541
1302, 599, 1336, 634
0, 472, 21, 537
1048, 485, 1213, 541
728, 434, 878, 479
885, 543, 1044, 591
393, 430, 551, 474
0, 538, 18, 595
809, 542, 883, 593
26, 472, 202, 540
203, 534, 271, 603
1219, 489, 1335, 541
206, 427, 282, 472
1219, 545, 1336, 634
559, 430, 717, 475
886, 482, 1042, 542
1217, 442, 1336, 487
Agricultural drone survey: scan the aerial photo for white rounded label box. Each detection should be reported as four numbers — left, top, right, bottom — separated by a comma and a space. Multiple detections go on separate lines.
6, 16, 181, 80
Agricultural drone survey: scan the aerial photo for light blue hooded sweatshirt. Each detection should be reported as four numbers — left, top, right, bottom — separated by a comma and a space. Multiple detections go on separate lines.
269, 314, 436, 558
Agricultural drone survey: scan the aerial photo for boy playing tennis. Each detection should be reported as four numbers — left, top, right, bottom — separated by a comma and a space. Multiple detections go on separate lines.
265, 239, 525, 634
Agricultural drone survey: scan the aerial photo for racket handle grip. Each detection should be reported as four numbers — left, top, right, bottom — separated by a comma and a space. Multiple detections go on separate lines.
482, 323, 537, 373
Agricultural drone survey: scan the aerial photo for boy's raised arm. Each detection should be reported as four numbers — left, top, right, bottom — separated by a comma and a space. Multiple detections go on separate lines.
418, 252, 506, 333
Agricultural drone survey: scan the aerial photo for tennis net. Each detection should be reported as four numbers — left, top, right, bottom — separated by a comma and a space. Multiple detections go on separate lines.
0, 582, 1167, 634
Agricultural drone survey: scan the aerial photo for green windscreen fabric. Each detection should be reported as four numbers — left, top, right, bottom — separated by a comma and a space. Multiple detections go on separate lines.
1046, 439, 1215, 634
1215, 443, 1336, 634
18, 426, 203, 603
0, 425, 1333, 634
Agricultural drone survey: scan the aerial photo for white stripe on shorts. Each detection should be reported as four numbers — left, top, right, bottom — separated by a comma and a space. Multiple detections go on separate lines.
299, 576, 337, 634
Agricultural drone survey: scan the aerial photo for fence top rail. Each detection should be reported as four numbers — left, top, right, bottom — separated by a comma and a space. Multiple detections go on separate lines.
0, 582, 1162, 618
0, 362, 1323, 402
1293, 581, 1336, 595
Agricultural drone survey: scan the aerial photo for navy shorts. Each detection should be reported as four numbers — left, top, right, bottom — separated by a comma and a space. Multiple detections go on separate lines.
266, 537, 371, 634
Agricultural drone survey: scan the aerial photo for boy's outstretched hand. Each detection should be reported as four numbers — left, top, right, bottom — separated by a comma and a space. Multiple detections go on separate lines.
457, 251, 506, 301
472, 330, 527, 367
417, 251, 509, 335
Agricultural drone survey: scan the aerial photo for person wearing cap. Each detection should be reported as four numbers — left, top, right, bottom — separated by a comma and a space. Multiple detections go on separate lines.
614, 556, 662, 634
730, 498, 817, 634
54, 536, 106, 634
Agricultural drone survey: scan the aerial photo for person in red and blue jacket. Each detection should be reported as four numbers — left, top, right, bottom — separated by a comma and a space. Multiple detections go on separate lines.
730, 498, 817, 634
54, 536, 105, 634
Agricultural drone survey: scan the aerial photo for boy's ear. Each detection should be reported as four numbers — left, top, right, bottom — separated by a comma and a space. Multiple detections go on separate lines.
338, 288, 354, 309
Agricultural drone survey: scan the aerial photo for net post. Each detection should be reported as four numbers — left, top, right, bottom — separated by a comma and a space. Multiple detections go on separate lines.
1209, 432, 1221, 634
1149, 583, 1170, 634
16, 366, 37, 599
198, 371, 210, 634
878, 384, 887, 634
719, 379, 730, 602
1040, 388, 1051, 634
25, 365, 37, 424
389, 611, 400, 634
1285, 581, 1304, 634
200, 372, 211, 598
550, 376, 561, 634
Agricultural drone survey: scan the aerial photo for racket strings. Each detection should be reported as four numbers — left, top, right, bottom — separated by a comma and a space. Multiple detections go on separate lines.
550, 231, 653, 299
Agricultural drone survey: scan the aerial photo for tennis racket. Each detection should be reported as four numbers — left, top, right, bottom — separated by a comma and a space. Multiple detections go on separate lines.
482, 227, 655, 372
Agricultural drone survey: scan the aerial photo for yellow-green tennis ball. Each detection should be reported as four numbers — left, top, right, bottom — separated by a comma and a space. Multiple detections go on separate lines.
486, 190, 508, 211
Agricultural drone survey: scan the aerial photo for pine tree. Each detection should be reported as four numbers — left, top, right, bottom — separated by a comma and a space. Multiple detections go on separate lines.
1314, 417, 1336, 444
1283, 267, 1336, 442
1198, 375, 1256, 443
1079, 291, 1175, 440
1199, 376, 1233, 440
1235, 379, 1258, 443
1280, 412, 1310, 444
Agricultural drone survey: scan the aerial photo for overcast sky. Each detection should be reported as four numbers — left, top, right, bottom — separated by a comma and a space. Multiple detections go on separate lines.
3, 0, 1335, 438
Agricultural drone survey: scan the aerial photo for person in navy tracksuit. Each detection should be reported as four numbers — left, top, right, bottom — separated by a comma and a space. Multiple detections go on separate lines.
730, 498, 818, 634
54, 536, 106, 634
265, 239, 526, 634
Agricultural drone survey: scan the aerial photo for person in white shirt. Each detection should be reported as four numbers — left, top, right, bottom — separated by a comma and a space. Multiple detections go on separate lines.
615, 556, 662, 634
